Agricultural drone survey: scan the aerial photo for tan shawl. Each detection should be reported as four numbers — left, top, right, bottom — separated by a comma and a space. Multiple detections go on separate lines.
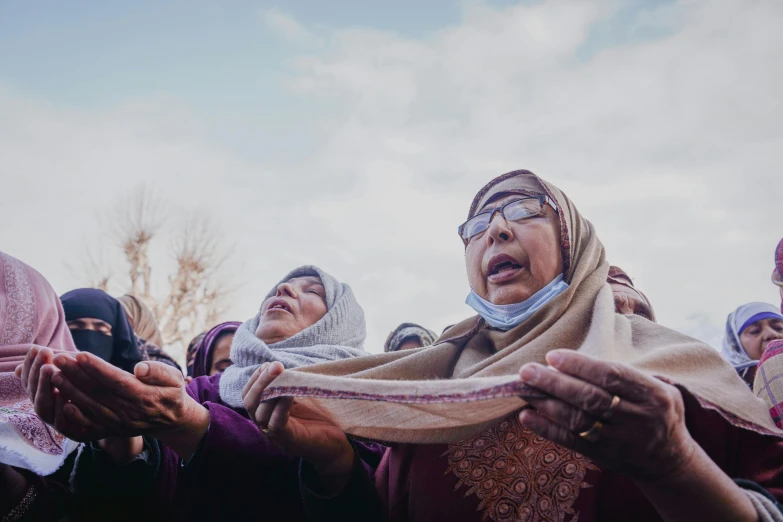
117, 294, 164, 347
260, 170, 780, 444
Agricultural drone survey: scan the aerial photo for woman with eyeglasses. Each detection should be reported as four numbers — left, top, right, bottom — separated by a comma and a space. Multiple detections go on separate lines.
244, 170, 783, 522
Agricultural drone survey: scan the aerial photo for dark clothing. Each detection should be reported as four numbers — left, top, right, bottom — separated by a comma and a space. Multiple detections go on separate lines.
136, 337, 183, 373
60, 289, 142, 373
70, 373, 385, 522
300, 389, 783, 521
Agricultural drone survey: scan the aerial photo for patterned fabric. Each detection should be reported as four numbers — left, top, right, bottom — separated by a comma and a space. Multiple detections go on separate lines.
0, 251, 80, 475
773, 238, 783, 314
447, 414, 597, 522
754, 340, 783, 429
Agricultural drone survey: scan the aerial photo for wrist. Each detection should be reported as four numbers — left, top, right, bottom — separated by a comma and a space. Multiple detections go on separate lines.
312, 439, 355, 477
635, 433, 700, 486
155, 397, 209, 459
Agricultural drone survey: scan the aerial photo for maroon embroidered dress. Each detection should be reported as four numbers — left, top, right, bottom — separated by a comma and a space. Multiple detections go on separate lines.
303, 389, 783, 522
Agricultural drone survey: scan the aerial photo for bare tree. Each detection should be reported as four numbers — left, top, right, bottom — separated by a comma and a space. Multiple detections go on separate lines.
76, 186, 233, 365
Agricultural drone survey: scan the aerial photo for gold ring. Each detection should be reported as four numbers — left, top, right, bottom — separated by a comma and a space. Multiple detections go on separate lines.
578, 420, 603, 443
602, 395, 621, 420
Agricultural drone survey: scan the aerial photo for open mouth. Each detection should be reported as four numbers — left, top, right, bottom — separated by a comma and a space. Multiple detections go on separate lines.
487, 254, 524, 283
266, 299, 293, 315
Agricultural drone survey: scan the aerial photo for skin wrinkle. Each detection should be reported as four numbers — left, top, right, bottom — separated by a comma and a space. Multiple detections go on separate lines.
739, 318, 783, 360
465, 193, 563, 306
255, 276, 328, 344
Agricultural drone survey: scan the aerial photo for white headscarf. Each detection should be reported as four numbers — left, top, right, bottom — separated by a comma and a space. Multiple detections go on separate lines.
219, 266, 367, 408
721, 302, 783, 371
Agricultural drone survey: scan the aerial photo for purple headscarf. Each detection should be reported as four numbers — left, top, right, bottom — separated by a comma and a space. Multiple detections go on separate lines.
192, 321, 241, 378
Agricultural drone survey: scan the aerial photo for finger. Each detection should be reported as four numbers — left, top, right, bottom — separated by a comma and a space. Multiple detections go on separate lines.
27, 348, 53, 402
520, 363, 615, 417
15, 364, 22, 379
519, 409, 592, 457
524, 396, 599, 433
267, 397, 293, 433
51, 371, 122, 427
34, 364, 58, 424
20, 346, 40, 392
243, 362, 283, 419
53, 354, 109, 399
74, 352, 145, 399
545, 351, 658, 403
242, 363, 270, 399
134, 361, 183, 388
63, 402, 98, 430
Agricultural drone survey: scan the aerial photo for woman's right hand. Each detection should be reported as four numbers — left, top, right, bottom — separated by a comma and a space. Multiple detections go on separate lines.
243, 362, 355, 479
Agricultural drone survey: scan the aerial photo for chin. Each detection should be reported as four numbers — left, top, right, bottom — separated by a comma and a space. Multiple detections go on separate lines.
488, 286, 537, 305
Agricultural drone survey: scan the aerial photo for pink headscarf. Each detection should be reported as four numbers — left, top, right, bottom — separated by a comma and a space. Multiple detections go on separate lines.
773, 238, 783, 314
0, 251, 79, 474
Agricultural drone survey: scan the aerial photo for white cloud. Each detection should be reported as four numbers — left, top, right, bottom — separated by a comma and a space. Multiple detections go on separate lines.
2, 0, 783, 354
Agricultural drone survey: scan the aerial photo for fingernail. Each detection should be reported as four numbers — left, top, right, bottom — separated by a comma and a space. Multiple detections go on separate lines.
270, 363, 283, 376
136, 363, 150, 377
547, 352, 563, 367
520, 364, 538, 382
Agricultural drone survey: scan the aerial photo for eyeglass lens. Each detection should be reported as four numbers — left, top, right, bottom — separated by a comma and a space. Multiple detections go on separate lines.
462, 197, 543, 240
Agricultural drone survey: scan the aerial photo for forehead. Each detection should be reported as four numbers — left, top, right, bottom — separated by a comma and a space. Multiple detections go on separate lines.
287, 276, 323, 286
479, 191, 542, 212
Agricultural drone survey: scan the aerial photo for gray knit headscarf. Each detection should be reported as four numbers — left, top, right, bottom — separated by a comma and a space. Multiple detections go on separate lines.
219, 265, 367, 408
383, 322, 438, 353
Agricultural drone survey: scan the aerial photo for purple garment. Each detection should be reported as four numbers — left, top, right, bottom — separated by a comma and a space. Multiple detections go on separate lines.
155, 373, 386, 522
191, 322, 241, 379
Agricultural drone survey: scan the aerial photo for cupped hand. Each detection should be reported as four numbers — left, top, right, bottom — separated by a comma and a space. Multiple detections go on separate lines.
243, 362, 355, 476
43, 351, 209, 456
518, 350, 697, 482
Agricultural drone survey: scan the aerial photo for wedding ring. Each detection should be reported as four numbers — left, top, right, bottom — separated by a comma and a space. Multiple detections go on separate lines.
602, 395, 621, 420
578, 420, 603, 443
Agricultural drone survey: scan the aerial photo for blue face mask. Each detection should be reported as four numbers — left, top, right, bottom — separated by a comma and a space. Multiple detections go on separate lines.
465, 274, 569, 330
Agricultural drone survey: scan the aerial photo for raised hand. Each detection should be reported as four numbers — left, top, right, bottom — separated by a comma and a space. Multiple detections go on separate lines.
243, 362, 355, 477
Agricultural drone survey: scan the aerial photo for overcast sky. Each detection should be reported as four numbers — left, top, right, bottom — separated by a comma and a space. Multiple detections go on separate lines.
1, 0, 781, 354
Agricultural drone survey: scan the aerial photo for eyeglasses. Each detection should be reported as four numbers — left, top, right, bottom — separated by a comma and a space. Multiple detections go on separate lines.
458, 195, 558, 244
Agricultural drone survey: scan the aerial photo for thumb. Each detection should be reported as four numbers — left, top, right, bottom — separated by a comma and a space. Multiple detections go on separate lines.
134, 361, 183, 387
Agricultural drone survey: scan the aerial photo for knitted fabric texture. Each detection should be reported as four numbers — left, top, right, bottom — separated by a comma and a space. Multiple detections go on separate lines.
219, 265, 367, 408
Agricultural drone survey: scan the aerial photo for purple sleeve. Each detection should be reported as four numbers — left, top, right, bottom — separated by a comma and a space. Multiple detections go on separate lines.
155, 375, 310, 521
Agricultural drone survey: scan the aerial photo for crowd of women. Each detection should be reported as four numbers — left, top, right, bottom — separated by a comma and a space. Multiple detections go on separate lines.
2, 169, 783, 521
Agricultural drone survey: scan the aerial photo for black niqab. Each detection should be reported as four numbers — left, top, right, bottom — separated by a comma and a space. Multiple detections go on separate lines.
61, 288, 142, 373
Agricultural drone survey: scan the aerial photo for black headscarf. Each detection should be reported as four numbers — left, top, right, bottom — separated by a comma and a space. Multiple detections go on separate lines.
61, 288, 142, 373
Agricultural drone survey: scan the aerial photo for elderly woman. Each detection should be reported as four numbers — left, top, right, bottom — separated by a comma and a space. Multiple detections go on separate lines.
607, 265, 656, 321
18, 266, 380, 521
1, 251, 80, 520
722, 302, 783, 385
244, 170, 783, 522
117, 294, 181, 372
190, 321, 241, 378
384, 322, 438, 352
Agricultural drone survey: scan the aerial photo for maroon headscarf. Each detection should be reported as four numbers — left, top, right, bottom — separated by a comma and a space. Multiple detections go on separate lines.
192, 322, 241, 379
773, 238, 783, 314
607, 265, 656, 322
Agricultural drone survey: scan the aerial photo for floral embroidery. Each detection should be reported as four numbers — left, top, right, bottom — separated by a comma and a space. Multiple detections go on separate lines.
0, 399, 65, 455
0, 253, 36, 346
447, 415, 597, 522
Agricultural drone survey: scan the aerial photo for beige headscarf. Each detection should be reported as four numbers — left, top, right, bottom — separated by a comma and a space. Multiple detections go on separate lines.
117, 294, 164, 347
260, 170, 779, 444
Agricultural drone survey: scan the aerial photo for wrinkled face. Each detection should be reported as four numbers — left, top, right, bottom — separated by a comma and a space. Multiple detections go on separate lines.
209, 332, 234, 376
610, 283, 654, 321
739, 318, 783, 360
465, 193, 563, 305
67, 317, 112, 336
255, 276, 328, 344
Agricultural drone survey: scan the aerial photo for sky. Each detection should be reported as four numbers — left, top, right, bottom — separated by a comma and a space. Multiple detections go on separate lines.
1, 0, 781, 355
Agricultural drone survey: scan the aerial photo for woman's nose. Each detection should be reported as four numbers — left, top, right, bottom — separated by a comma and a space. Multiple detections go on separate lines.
276, 282, 296, 298
762, 325, 783, 341
486, 212, 513, 244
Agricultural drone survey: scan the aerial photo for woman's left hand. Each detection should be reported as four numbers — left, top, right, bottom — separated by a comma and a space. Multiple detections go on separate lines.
519, 350, 698, 483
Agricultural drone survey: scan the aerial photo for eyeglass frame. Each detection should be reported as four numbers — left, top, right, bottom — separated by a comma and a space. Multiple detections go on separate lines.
457, 195, 559, 245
